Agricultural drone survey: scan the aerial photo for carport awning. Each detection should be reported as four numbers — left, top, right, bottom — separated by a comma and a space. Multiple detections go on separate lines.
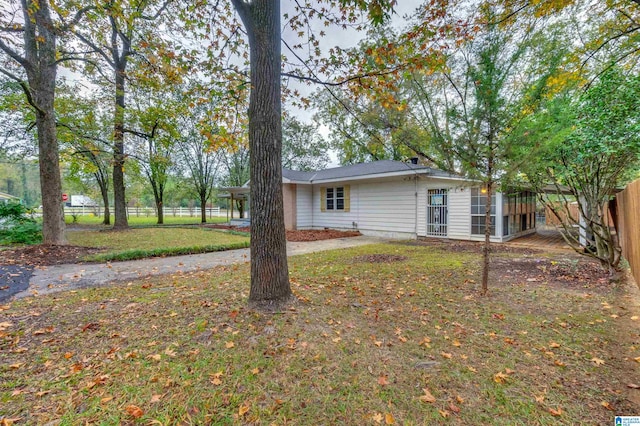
218, 186, 249, 200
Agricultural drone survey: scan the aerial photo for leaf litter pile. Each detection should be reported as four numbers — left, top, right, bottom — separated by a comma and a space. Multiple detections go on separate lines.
0, 245, 103, 267
1, 242, 640, 424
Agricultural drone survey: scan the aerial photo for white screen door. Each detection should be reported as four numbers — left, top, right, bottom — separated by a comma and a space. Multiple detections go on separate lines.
427, 189, 448, 237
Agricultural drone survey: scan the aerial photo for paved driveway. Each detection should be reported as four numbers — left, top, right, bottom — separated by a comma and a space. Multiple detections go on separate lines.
9, 236, 382, 300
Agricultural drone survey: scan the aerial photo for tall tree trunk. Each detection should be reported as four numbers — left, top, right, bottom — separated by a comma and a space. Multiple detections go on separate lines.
156, 199, 164, 224
95, 172, 110, 225
200, 192, 207, 224
102, 204, 111, 225
35, 98, 66, 244
237, 199, 245, 219
481, 159, 494, 296
113, 68, 128, 229
232, 0, 292, 309
150, 181, 164, 225
22, 0, 65, 244
20, 162, 29, 205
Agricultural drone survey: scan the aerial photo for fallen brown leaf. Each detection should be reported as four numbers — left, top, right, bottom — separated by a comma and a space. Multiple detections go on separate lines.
548, 407, 562, 417
601, 401, 614, 411
125, 404, 144, 418
238, 403, 250, 416
419, 388, 436, 403
494, 372, 508, 384
384, 412, 395, 425
378, 375, 389, 386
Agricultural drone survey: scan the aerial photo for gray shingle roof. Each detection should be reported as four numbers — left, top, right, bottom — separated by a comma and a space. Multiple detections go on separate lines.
283, 160, 460, 182
281, 169, 316, 181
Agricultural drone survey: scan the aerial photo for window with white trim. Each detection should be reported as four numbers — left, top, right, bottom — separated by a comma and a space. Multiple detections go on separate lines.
471, 187, 496, 236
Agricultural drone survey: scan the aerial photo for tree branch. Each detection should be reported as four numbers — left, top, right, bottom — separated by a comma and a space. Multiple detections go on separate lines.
53, 55, 99, 67
585, 45, 640, 89
59, 5, 97, 31
229, 0, 254, 35
141, 0, 172, 20
581, 24, 640, 70
0, 38, 29, 69
0, 25, 24, 32
282, 67, 403, 87
0, 67, 45, 115
123, 128, 152, 140
72, 31, 116, 68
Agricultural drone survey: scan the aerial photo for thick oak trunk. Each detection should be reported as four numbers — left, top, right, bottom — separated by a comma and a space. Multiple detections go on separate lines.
22, 0, 65, 244
113, 69, 128, 229
35, 100, 66, 244
233, 0, 292, 308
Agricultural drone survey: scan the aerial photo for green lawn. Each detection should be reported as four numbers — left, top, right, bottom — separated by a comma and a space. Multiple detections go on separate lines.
1, 242, 637, 424
66, 227, 249, 261
64, 215, 229, 226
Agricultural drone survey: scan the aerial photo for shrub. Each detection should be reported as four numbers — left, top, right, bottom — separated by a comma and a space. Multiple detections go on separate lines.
0, 202, 42, 245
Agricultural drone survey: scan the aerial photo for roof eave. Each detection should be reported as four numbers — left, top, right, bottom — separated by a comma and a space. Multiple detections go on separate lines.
310, 169, 472, 184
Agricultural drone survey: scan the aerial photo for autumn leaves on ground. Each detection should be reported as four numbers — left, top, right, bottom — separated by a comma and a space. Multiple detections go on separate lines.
1, 241, 640, 424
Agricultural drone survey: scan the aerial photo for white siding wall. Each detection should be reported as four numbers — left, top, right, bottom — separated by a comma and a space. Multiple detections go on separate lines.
415, 183, 427, 237
448, 186, 505, 243
417, 179, 471, 239
447, 186, 472, 240
296, 185, 313, 228
297, 176, 523, 242
311, 178, 418, 237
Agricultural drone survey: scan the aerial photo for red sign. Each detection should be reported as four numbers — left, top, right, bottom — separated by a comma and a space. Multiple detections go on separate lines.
62, 193, 68, 202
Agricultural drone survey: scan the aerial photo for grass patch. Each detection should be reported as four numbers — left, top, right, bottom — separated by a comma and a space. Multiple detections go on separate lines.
67, 227, 249, 261
85, 241, 250, 262
64, 215, 229, 226
1, 243, 638, 424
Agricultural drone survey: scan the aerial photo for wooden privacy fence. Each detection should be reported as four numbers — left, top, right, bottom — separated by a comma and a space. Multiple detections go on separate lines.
544, 203, 579, 226
617, 178, 640, 286
545, 202, 615, 227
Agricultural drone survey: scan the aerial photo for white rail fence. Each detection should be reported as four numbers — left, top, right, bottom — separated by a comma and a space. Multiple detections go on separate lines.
64, 206, 225, 218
